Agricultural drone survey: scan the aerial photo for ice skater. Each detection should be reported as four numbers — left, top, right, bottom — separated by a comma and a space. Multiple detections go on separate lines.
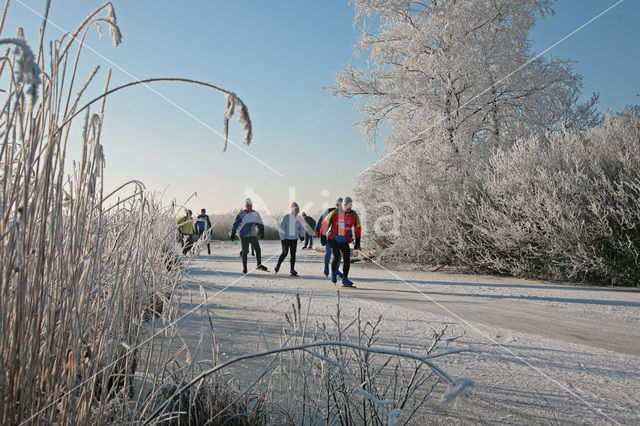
230, 198, 268, 274
322, 196, 361, 287
275, 202, 306, 276
317, 197, 343, 277
195, 208, 212, 254
301, 212, 316, 249
177, 209, 195, 255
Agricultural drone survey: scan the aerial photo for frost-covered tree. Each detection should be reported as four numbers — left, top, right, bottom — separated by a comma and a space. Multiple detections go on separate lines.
335, 0, 600, 156
333, 0, 634, 285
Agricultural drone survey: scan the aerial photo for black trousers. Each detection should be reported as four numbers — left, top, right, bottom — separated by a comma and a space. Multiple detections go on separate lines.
277, 239, 298, 270
182, 234, 195, 255
328, 239, 350, 278
195, 232, 211, 254
240, 236, 261, 270
303, 234, 313, 248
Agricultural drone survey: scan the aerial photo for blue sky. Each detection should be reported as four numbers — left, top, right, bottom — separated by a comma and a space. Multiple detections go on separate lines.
2, 0, 639, 215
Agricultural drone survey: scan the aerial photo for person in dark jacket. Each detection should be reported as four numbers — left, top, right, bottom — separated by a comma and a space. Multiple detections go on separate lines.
316, 198, 343, 277
195, 208, 212, 254
230, 198, 268, 274
301, 212, 316, 249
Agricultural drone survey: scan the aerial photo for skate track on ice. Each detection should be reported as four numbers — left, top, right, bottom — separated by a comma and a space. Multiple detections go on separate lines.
167, 240, 639, 424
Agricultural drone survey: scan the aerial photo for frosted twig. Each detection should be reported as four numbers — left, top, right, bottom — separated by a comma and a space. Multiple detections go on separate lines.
0, 38, 42, 100
144, 340, 472, 424
52, 77, 251, 153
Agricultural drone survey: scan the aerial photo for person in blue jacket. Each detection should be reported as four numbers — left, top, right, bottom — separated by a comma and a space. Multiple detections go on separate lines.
274, 202, 306, 276
316, 197, 343, 277
230, 198, 268, 274
195, 208, 212, 255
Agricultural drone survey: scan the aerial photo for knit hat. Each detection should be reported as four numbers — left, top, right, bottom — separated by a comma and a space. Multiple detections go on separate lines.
245, 198, 253, 206
336, 197, 343, 203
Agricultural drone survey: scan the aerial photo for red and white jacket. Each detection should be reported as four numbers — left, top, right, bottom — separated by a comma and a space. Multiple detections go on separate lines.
322, 209, 361, 243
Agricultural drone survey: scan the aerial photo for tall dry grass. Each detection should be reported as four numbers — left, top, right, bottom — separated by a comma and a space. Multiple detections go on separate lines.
0, 2, 251, 424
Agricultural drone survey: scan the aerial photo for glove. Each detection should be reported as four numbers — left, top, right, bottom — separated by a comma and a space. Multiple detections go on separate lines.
315, 230, 320, 237
354, 238, 361, 251
259, 230, 264, 239
230, 233, 236, 241
320, 235, 327, 246
299, 236, 304, 242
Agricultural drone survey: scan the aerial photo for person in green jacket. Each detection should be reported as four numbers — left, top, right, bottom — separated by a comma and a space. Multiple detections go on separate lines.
177, 209, 195, 255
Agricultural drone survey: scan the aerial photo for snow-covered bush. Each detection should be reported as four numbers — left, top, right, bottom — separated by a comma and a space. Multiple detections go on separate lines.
468, 109, 640, 285
358, 110, 640, 286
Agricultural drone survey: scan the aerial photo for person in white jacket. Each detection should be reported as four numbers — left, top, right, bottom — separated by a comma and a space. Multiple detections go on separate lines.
274, 202, 306, 276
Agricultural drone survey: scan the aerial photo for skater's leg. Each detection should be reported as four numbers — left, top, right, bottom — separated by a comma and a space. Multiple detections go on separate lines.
251, 237, 262, 265
324, 244, 332, 274
240, 237, 249, 272
183, 234, 194, 255
290, 239, 297, 270
340, 242, 351, 278
329, 240, 340, 275
277, 240, 289, 267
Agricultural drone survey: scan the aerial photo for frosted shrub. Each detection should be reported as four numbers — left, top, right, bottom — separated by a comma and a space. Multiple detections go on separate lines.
471, 109, 640, 285
360, 110, 640, 286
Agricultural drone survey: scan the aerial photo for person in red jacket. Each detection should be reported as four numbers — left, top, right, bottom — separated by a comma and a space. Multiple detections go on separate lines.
322, 196, 361, 287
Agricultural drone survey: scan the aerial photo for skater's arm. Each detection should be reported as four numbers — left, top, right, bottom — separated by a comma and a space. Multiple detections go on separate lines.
323, 210, 336, 236
231, 211, 243, 235
255, 211, 265, 237
353, 212, 362, 239
296, 218, 306, 239
278, 216, 287, 240
315, 213, 324, 233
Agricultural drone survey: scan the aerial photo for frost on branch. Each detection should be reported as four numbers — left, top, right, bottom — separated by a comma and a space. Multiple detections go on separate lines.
236, 98, 252, 146
0, 37, 42, 101
91, 2, 123, 47
441, 377, 475, 404
222, 92, 252, 151
104, 3, 123, 47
